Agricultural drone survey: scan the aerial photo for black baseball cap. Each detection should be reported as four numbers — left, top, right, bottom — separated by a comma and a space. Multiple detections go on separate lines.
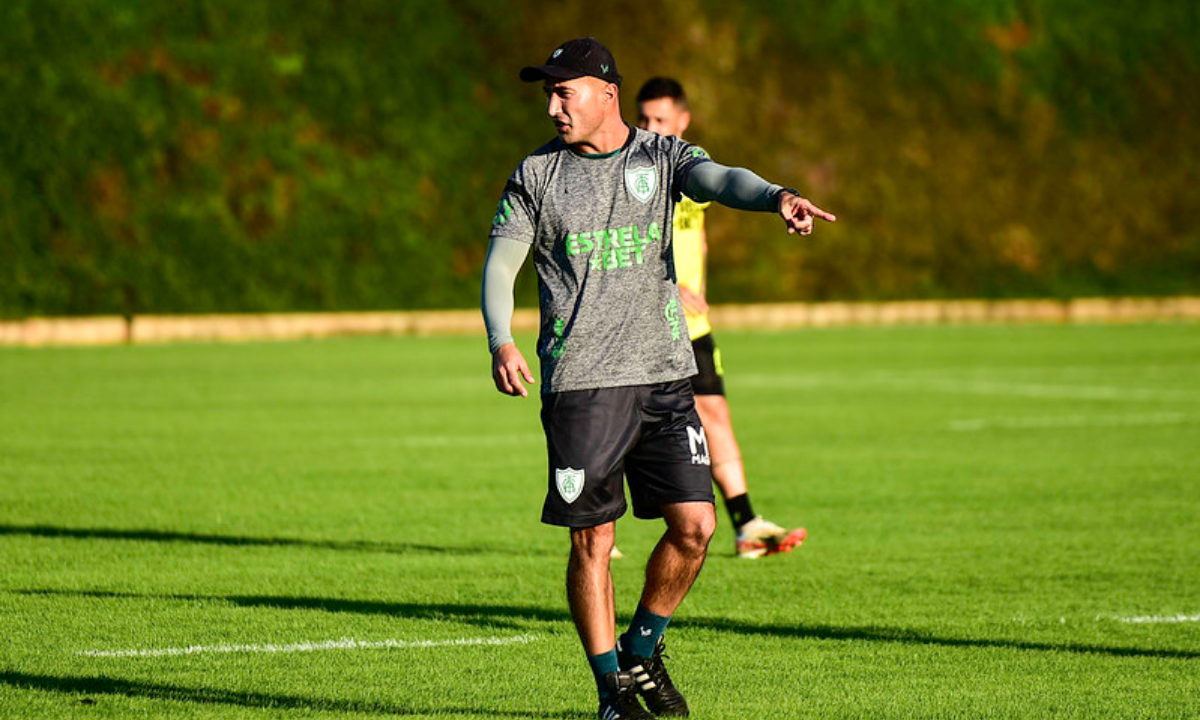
520, 37, 622, 87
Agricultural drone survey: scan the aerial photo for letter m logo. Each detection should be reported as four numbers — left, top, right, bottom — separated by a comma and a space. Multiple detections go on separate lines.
686, 426, 710, 466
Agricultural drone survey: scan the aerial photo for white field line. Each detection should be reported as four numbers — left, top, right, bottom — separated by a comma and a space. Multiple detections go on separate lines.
79, 633, 538, 659
949, 412, 1188, 431
1112, 613, 1200, 625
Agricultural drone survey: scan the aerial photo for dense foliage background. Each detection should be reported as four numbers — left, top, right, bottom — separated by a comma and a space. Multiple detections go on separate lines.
2, 0, 1197, 317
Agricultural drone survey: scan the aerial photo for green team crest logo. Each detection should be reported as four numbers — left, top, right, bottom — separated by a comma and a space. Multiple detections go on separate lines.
555, 467, 585, 504
625, 167, 657, 204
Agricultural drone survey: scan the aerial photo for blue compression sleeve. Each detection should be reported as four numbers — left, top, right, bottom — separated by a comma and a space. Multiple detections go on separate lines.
481, 236, 532, 353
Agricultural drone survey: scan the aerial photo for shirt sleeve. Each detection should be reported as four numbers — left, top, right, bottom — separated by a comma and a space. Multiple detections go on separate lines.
669, 139, 715, 202
489, 163, 538, 243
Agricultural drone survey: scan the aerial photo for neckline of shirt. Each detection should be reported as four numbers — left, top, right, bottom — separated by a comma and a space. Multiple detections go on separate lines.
565, 124, 637, 160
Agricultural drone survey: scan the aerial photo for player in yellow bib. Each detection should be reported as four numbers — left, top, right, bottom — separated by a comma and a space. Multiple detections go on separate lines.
636, 77, 806, 559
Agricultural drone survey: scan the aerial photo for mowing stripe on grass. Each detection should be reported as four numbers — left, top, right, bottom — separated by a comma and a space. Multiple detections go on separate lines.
948, 412, 1188, 431
909, 379, 1195, 402
393, 433, 543, 447
1113, 613, 1200, 624
739, 374, 1196, 402
78, 634, 539, 658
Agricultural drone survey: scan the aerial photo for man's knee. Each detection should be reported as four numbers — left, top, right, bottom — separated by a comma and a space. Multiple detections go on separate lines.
570, 523, 615, 563
666, 508, 716, 555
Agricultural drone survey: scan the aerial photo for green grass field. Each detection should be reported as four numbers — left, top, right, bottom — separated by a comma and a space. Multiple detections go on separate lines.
2, 324, 1198, 719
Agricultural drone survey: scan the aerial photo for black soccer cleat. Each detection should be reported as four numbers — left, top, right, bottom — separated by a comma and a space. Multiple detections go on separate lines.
598, 671, 655, 720
617, 636, 690, 717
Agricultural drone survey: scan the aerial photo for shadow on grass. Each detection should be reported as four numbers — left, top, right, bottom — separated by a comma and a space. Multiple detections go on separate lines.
14, 589, 565, 631
0, 523, 554, 557
678, 616, 1200, 661
13, 590, 1200, 660
0, 670, 589, 718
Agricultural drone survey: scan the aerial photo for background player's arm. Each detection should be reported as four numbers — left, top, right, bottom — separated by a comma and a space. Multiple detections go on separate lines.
684, 162, 835, 235
678, 284, 708, 315
481, 236, 536, 397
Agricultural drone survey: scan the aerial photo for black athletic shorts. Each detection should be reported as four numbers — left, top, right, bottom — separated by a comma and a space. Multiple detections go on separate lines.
689, 333, 725, 396
540, 379, 716, 528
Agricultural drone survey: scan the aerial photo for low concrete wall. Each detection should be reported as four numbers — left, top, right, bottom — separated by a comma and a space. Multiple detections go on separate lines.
129, 310, 513, 344
0, 315, 130, 346
1, 297, 1196, 347
709, 296, 1200, 329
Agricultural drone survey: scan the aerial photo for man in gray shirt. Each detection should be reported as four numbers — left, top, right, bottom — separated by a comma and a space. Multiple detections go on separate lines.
482, 38, 835, 720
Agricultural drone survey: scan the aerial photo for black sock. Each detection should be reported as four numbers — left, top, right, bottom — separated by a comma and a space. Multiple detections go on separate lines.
726, 493, 755, 530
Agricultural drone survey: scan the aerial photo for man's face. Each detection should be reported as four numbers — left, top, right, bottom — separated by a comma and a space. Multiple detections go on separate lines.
544, 76, 611, 145
637, 97, 690, 138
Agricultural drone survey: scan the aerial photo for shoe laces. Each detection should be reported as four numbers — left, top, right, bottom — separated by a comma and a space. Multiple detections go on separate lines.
644, 642, 676, 686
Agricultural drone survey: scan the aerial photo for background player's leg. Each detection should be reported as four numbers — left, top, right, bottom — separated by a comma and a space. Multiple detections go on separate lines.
694, 393, 806, 558
694, 394, 747, 500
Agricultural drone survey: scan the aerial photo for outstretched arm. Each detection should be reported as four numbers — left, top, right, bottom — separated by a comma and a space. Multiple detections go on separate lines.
684, 161, 836, 235
481, 236, 536, 397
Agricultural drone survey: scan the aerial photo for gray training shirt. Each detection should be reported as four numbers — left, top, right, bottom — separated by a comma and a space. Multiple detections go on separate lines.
490, 126, 713, 393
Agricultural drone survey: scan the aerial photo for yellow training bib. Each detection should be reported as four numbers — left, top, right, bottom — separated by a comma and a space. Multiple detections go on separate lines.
672, 197, 712, 340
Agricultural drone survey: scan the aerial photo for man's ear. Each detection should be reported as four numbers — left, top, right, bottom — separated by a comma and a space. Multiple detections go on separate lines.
679, 109, 692, 134
604, 83, 618, 105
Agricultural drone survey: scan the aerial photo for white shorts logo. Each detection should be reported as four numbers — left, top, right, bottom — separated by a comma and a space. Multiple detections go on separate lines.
686, 426, 710, 466
555, 467, 585, 503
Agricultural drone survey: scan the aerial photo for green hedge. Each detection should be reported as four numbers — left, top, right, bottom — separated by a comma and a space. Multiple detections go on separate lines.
2, 0, 1197, 317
